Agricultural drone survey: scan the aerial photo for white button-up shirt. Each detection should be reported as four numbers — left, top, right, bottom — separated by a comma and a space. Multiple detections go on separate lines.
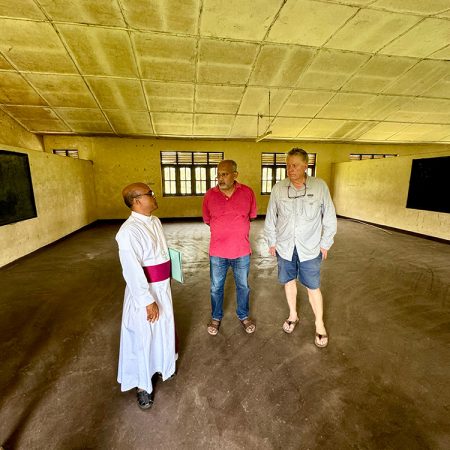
264, 176, 337, 262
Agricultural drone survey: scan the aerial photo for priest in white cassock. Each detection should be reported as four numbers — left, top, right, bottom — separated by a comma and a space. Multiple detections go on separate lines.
116, 182, 176, 410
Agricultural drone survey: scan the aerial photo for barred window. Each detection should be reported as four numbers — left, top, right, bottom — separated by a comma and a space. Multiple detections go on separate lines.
261, 152, 316, 194
53, 149, 79, 159
161, 151, 224, 196
350, 153, 398, 160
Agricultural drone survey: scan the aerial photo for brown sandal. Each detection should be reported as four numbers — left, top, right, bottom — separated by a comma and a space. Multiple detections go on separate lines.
315, 332, 328, 348
240, 318, 256, 334
207, 319, 220, 336
282, 318, 299, 334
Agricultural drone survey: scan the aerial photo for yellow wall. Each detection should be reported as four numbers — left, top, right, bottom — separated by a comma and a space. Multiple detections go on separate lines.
0, 120, 97, 266
3, 130, 448, 266
0, 109, 44, 152
332, 150, 450, 240
44, 135, 449, 222
45, 136, 344, 218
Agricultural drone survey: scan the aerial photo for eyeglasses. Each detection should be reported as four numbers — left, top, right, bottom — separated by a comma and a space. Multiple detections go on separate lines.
134, 190, 155, 199
287, 185, 306, 198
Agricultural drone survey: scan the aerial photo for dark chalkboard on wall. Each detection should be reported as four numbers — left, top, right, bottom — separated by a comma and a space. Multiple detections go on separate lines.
0, 150, 37, 226
406, 156, 450, 214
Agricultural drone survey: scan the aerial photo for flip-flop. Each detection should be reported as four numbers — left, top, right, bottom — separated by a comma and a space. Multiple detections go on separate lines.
315, 332, 329, 348
207, 319, 221, 336
282, 318, 299, 334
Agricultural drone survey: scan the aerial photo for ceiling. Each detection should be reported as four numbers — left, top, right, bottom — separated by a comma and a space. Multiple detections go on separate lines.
0, 0, 449, 144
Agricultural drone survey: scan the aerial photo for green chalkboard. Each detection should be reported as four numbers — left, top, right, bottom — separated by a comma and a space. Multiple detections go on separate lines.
0, 150, 37, 226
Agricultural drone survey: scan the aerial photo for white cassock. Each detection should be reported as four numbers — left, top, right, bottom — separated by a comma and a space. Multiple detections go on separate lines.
116, 211, 176, 393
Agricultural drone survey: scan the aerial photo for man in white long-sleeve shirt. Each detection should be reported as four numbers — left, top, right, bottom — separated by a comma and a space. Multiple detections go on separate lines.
264, 148, 337, 348
116, 182, 176, 409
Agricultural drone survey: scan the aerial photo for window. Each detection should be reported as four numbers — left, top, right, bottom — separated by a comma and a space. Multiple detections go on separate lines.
161, 151, 224, 196
261, 152, 316, 194
53, 149, 79, 158
349, 153, 398, 160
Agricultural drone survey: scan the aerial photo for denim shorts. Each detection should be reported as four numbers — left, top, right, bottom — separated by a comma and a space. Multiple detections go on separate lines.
277, 246, 322, 289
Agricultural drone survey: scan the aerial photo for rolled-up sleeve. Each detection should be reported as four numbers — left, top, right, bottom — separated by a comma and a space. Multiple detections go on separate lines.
264, 187, 279, 247
320, 183, 337, 250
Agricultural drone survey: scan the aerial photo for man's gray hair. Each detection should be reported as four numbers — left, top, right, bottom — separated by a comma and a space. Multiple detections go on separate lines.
287, 148, 309, 164
219, 159, 238, 172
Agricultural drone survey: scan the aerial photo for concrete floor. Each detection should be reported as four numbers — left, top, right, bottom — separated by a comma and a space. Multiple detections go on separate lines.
0, 218, 449, 450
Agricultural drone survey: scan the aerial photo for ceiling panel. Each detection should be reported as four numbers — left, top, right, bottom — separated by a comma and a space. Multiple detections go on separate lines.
39, 0, 126, 26
152, 112, 192, 135
145, 81, 194, 113
387, 123, 450, 142
325, 8, 420, 53
230, 115, 257, 137
195, 85, 244, 114
296, 49, 370, 90
385, 98, 450, 124
194, 114, 234, 136
55, 107, 113, 133
104, 110, 153, 135
0, 0, 45, 19
121, 0, 199, 34
383, 60, 449, 96
317, 93, 375, 120
201, 0, 280, 41
3, 105, 60, 121
371, 0, 450, 15
422, 76, 450, 99
249, 45, 316, 87
0, 0, 448, 143
134, 32, 197, 82
238, 87, 291, 116
278, 90, 335, 118
197, 39, 259, 84
268, 0, 357, 47
328, 120, 378, 140
25, 74, 97, 108
269, 117, 310, 137
380, 18, 450, 58
0, 72, 47, 106
357, 121, 411, 141
0, 54, 13, 70
429, 45, 450, 59
342, 55, 417, 93
87, 78, 147, 110
298, 119, 345, 139
0, 19, 76, 73
58, 25, 138, 77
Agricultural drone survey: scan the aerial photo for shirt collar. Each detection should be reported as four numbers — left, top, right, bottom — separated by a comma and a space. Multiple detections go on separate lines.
131, 210, 154, 222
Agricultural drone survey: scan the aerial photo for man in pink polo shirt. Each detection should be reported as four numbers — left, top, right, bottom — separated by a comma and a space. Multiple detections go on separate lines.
202, 160, 257, 336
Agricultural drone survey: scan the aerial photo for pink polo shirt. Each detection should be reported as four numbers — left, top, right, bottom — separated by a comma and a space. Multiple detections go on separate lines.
202, 182, 257, 258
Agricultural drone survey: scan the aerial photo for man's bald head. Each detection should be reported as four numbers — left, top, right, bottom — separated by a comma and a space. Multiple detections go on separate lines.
122, 182, 150, 208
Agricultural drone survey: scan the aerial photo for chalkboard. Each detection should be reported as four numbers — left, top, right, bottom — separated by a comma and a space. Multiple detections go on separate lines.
0, 150, 37, 226
406, 156, 450, 214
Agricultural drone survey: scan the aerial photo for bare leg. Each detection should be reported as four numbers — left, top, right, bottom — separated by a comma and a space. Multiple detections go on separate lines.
307, 288, 328, 346
284, 279, 298, 321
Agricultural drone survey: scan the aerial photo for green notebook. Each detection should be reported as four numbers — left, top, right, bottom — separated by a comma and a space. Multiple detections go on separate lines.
169, 248, 184, 283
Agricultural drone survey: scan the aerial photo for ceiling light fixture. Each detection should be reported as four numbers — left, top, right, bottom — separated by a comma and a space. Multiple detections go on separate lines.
256, 129, 272, 142
256, 90, 273, 143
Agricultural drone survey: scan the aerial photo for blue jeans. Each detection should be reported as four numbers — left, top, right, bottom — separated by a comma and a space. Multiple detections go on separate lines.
210, 254, 251, 321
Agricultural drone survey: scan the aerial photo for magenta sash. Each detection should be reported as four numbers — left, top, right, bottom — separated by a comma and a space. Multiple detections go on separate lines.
142, 260, 171, 283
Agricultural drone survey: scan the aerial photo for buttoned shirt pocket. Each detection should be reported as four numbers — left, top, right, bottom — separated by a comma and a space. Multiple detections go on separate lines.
280, 198, 293, 217
303, 199, 321, 220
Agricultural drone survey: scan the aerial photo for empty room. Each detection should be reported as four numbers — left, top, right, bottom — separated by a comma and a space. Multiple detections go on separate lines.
0, 1, 449, 449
